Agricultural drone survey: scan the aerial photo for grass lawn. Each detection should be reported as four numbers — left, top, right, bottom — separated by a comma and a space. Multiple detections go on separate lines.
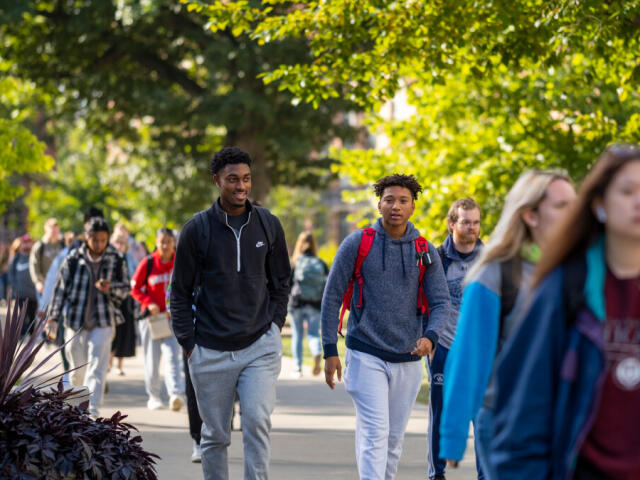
281, 330, 431, 405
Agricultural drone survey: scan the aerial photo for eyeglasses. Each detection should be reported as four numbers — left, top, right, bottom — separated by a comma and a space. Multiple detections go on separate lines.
458, 220, 481, 227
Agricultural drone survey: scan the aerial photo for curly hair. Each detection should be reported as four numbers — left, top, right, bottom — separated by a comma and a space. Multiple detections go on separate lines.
373, 174, 423, 200
446, 198, 481, 232
209, 147, 252, 175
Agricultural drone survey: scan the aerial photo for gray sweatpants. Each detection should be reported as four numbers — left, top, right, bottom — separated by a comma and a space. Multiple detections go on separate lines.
188, 322, 282, 480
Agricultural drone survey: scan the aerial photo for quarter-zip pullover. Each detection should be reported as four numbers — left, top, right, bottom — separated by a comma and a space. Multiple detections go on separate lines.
171, 199, 291, 353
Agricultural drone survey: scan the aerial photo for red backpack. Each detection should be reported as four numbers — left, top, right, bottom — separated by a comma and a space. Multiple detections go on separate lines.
338, 227, 431, 335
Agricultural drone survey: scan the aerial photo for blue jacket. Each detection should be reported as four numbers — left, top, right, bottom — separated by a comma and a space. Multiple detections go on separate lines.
439, 256, 535, 461
490, 238, 607, 480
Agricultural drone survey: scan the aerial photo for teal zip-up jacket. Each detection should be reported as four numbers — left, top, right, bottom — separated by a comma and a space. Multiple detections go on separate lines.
439, 257, 535, 461
490, 238, 608, 479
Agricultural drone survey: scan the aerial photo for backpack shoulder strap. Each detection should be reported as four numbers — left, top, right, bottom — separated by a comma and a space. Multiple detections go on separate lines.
192, 209, 211, 295
499, 257, 522, 331
436, 244, 449, 274
338, 227, 376, 336
254, 206, 276, 249
253, 205, 280, 289
415, 236, 430, 316
67, 252, 79, 281
144, 255, 153, 284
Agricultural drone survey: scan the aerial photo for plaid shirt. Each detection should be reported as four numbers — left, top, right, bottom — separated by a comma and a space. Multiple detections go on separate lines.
48, 244, 130, 330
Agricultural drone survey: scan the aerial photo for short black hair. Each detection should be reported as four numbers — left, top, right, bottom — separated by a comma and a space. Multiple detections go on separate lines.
209, 147, 252, 175
373, 174, 423, 200
156, 227, 175, 239
84, 206, 104, 223
84, 217, 110, 236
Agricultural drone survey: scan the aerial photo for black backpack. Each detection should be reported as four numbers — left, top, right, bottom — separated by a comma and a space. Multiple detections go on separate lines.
437, 243, 520, 330
191, 206, 280, 299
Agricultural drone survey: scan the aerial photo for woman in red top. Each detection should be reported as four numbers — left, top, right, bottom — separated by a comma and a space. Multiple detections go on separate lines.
131, 228, 186, 411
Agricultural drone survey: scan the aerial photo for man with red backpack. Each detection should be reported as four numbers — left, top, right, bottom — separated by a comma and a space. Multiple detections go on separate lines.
322, 174, 451, 479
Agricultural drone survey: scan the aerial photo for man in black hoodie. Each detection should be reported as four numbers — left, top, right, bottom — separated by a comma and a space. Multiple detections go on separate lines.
171, 147, 291, 480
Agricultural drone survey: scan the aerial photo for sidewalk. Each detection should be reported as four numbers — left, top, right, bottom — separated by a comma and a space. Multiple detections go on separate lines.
35, 339, 480, 479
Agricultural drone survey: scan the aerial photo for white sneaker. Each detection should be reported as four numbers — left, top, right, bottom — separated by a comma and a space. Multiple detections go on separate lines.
147, 397, 164, 410
169, 394, 185, 411
191, 440, 202, 463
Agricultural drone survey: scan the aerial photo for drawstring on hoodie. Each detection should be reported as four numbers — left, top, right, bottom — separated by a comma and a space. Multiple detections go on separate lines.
400, 243, 406, 277
382, 234, 386, 271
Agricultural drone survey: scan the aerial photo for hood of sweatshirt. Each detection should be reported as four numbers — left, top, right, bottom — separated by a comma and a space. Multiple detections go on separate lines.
442, 234, 483, 263
371, 218, 420, 278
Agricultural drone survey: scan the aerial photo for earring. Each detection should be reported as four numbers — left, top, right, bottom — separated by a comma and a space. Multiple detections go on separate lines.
596, 205, 607, 223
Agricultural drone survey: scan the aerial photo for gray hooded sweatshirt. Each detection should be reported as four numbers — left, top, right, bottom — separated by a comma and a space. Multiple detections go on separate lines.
321, 218, 451, 362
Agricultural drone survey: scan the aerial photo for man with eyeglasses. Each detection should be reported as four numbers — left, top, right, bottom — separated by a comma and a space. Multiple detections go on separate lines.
427, 198, 484, 480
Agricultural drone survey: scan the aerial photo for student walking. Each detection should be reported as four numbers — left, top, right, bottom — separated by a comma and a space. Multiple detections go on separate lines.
8, 234, 38, 335
322, 174, 451, 480
108, 229, 137, 376
491, 145, 640, 480
439, 171, 575, 478
171, 147, 291, 480
46, 217, 130, 417
288, 231, 328, 377
131, 227, 185, 411
428, 198, 484, 480
29, 217, 62, 300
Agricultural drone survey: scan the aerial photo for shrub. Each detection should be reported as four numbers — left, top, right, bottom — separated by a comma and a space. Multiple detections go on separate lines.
0, 300, 159, 479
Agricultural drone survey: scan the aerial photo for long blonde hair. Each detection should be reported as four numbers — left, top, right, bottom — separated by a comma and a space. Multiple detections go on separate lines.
291, 231, 318, 267
466, 170, 571, 282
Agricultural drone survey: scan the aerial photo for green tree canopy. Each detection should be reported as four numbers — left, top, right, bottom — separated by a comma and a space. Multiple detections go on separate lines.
196, 0, 640, 239
0, 77, 54, 215
0, 0, 360, 232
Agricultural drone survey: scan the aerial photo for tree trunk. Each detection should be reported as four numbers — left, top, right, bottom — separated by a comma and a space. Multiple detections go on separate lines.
228, 131, 271, 204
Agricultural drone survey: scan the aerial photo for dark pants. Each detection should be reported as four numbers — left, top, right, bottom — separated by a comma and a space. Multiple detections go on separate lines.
427, 344, 485, 480
184, 350, 202, 444
0, 272, 8, 300
16, 297, 38, 337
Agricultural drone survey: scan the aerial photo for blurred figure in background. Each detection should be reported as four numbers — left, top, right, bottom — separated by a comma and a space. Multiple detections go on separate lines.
440, 170, 575, 478
288, 231, 328, 377
109, 230, 137, 376
8, 234, 38, 336
492, 145, 640, 480
131, 227, 185, 411
0, 242, 9, 305
29, 217, 63, 301
46, 217, 130, 417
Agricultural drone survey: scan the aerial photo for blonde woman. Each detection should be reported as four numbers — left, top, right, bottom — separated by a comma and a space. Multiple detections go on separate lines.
492, 145, 640, 479
439, 170, 576, 478
288, 231, 328, 377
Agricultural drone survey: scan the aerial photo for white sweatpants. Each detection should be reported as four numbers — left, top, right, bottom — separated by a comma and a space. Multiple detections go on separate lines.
344, 348, 423, 480
65, 325, 113, 413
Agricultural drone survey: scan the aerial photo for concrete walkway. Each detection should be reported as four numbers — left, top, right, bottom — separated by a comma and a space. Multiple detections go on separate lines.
35, 339, 480, 479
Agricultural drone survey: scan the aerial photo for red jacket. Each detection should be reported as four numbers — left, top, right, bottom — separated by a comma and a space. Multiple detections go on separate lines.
131, 251, 174, 313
